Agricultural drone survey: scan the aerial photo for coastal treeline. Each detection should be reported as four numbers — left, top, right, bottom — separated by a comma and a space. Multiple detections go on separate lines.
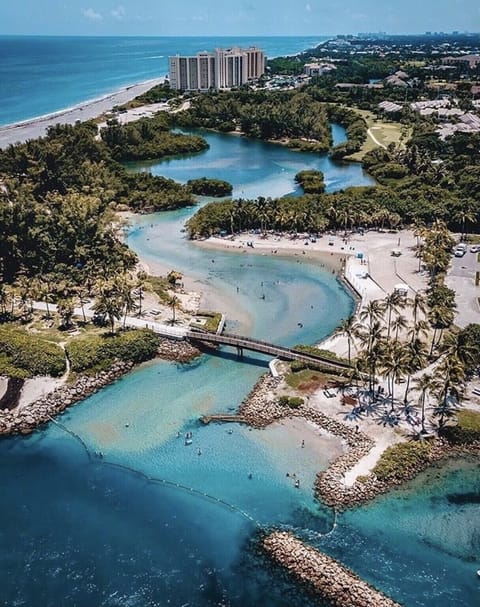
186, 121, 480, 238
174, 89, 333, 150
0, 120, 202, 282
101, 113, 208, 161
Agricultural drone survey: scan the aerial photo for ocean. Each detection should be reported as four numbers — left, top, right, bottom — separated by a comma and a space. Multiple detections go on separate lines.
0, 35, 326, 126
0, 36, 479, 607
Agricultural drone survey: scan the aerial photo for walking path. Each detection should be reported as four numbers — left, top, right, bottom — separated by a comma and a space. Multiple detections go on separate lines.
367, 126, 387, 149
30, 301, 187, 340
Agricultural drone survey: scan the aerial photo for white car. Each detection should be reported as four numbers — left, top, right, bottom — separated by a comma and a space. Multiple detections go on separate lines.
454, 248, 466, 257
470, 245, 480, 253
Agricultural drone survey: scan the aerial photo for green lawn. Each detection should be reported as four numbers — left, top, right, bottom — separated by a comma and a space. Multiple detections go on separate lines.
344, 108, 412, 162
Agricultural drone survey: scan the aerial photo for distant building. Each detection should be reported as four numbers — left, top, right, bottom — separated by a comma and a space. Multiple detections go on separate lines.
303, 62, 336, 77
442, 55, 480, 69
169, 47, 265, 91
378, 101, 403, 113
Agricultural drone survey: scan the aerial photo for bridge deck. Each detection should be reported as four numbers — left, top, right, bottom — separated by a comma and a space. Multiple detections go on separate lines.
186, 330, 351, 373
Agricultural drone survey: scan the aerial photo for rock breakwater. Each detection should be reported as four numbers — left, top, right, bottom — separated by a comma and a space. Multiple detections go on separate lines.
263, 531, 402, 607
0, 360, 133, 437
239, 372, 480, 509
157, 337, 201, 362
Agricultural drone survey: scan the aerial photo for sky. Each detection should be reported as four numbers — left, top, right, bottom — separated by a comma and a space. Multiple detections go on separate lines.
0, 0, 479, 37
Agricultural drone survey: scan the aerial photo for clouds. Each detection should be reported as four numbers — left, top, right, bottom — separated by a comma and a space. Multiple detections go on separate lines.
82, 8, 102, 21
111, 5, 126, 20
81, 5, 126, 23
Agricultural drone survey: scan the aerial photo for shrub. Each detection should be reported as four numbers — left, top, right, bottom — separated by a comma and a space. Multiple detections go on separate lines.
67, 329, 159, 373
441, 410, 480, 445
0, 326, 66, 377
373, 441, 434, 482
278, 395, 304, 408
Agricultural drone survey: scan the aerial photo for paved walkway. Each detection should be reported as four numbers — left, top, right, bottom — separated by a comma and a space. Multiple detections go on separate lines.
31, 302, 187, 339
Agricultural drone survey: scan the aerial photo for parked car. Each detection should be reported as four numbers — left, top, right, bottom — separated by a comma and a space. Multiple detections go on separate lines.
454, 243, 467, 257
470, 245, 480, 253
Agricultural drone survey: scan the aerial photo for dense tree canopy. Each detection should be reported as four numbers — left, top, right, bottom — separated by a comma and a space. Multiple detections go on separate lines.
0, 119, 202, 282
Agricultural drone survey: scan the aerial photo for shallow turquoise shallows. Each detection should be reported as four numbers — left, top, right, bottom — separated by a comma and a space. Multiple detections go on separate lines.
1, 113, 479, 606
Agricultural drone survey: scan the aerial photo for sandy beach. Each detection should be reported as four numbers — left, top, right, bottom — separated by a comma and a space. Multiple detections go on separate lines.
0, 77, 165, 149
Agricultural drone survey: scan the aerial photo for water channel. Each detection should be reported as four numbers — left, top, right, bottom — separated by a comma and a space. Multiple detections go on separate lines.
0, 126, 478, 607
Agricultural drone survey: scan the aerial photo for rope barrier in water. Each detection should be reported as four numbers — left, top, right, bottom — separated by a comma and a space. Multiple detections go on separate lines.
48, 419, 259, 525
48, 417, 92, 461
48, 420, 340, 538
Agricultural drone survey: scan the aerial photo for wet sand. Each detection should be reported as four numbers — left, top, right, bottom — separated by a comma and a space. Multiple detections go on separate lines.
0, 77, 165, 149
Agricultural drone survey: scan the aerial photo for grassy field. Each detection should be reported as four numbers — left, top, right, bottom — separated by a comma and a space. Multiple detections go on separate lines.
345, 108, 412, 162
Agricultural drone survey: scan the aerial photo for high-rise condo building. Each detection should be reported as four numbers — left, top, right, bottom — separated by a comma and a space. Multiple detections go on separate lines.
168, 47, 265, 91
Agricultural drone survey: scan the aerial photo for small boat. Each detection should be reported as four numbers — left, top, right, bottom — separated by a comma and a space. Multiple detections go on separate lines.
185, 439, 193, 446
477, 569, 480, 578
294, 479, 300, 489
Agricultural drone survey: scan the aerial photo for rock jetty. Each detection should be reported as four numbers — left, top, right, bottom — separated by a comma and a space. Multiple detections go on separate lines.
239, 372, 480, 509
157, 337, 201, 362
263, 531, 402, 607
0, 360, 133, 437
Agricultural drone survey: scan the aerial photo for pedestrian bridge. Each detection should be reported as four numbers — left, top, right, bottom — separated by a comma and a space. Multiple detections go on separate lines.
185, 329, 352, 373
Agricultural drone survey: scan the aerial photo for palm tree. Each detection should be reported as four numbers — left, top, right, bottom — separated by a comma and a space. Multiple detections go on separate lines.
336, 316, 359, 365
93, 279, 122, 334
409, 291, 428, 328
15, 274, 33, 321
357, 320, 385, 391
135, 272, 147, 317
407, 319, 430, 343
402, 338, 428, 404
0, 283, 12, 318
429, 306, 455, 357
359, 299, 385, 330
453, 205, 476, 241
380, 341, 409, 411
432, 355, 465, 429
413, 372, 436, 435
75, 285, 89, 323
168, 295, 180, 325
57, 297, 75, 329
116, 274, 136, 329
384, 292, 403, 338
38, 279, 54, 319
391, 313, 409, 341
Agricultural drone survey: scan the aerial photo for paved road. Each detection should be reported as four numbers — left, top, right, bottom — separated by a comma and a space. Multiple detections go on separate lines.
446, 248, 480, 327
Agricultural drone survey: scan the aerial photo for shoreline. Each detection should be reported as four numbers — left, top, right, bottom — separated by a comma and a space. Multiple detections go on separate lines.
194, 234, 347, 272
0, 77, 165, 149
0, 36, 329, 149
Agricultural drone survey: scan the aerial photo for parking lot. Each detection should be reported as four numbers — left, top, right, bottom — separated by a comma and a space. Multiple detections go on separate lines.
446, 246, 480, 327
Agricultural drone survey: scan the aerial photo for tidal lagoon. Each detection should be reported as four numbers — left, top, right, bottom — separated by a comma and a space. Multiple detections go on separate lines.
1, 119, 479, 607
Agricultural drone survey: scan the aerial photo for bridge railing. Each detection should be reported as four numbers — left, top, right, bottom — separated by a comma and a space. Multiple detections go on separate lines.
186, 329, 352, 370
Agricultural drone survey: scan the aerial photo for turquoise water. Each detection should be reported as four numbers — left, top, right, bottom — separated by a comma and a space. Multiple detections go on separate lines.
1, 124, 479, 605
0, 35, 326, 126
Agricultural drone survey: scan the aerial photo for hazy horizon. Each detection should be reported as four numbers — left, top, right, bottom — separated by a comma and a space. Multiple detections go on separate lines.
1, 1, 479, 37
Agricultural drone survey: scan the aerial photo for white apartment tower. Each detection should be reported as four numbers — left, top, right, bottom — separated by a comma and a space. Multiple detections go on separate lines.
169, 46, 265, 91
